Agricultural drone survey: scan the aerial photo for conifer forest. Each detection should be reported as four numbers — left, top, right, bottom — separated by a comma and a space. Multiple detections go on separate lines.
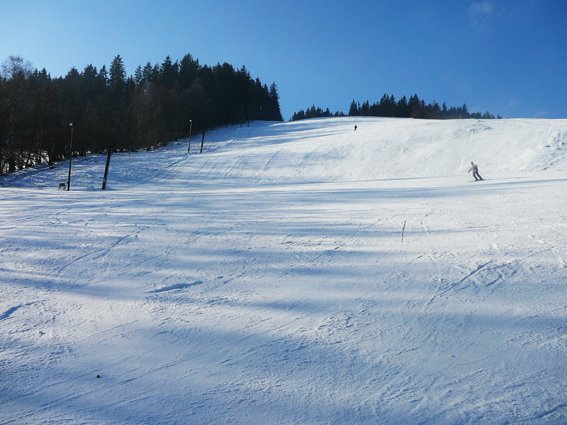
0, 54, 282, 174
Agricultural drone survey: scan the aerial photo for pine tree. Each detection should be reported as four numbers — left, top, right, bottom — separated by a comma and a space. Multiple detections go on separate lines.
268, 83, 282, 121
348, 100, 359, 116
160, 56, 178, 89
109, 55, 126, 95
134, 65, 143, 87
179, 54, 199, 89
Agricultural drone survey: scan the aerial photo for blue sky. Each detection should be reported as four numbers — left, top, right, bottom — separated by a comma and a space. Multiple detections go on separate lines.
1, 0, 566, 119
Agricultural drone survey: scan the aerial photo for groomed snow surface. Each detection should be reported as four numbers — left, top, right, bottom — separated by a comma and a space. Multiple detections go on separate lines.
1, 117, 566, 424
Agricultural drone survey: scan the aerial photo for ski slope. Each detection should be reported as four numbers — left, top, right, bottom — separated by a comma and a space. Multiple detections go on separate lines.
1, 117, 566, 424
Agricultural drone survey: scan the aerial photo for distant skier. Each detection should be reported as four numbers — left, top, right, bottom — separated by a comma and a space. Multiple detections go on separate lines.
468, 161, 484, 181
354, 125, 357, 131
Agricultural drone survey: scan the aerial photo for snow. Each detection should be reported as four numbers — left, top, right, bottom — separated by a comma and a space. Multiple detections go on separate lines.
1, 117, 566, 424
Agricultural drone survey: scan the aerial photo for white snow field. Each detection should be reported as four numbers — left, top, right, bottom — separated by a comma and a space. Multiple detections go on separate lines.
1, 117, 566, 424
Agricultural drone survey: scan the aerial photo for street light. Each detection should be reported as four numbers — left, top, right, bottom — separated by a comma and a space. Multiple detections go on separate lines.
188, 119, 193, 153
67, 123, 74, 191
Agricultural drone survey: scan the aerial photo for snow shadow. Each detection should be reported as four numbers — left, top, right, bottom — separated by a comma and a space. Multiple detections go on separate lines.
147, 280, 204, 293
0, 304, 23, 320
0, 327, 421, 424
2, 296, 564, 424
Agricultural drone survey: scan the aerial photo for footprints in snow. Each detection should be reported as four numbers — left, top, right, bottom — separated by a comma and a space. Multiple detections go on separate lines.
0, 302, 40, 321
426, 259, 521, 307
147, 280, 204, 293
146, 275, 238, 295
0, 305, 23, 321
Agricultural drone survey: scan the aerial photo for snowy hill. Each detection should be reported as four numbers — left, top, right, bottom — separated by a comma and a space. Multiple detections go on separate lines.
1, 117, 566, 424
3, 117, 567, 189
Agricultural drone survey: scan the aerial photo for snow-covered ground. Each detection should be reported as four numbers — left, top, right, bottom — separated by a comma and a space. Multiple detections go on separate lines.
1, 117, 566, 424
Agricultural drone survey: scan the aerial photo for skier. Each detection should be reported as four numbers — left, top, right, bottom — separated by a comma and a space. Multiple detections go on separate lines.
468, 161, 484, 181
354, 125, 357, 131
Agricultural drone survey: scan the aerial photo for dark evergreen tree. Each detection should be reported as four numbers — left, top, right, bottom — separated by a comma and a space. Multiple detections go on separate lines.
179, 54, 199, 89
133, 65, 143, 87
268, 83, 283, 121
109, 55, 126, 95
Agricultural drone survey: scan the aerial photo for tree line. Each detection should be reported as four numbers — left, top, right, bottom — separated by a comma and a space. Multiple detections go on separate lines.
0, 54, 282, 174
290, 105, 346, 121
291, 93, 498, 121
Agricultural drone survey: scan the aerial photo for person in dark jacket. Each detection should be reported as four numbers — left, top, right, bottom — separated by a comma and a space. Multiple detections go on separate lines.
468, 161, 484, 181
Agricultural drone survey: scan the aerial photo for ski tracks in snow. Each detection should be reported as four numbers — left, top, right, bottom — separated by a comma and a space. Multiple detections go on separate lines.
2, 119, 567, 424
425, 258, 522, 307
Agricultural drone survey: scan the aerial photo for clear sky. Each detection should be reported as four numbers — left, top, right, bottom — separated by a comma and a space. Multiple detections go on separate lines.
1, 0, 566, 119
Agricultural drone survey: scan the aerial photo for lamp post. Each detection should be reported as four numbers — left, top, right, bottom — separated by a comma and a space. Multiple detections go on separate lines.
188, 119, 193, 153
67, 123, 74, 191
